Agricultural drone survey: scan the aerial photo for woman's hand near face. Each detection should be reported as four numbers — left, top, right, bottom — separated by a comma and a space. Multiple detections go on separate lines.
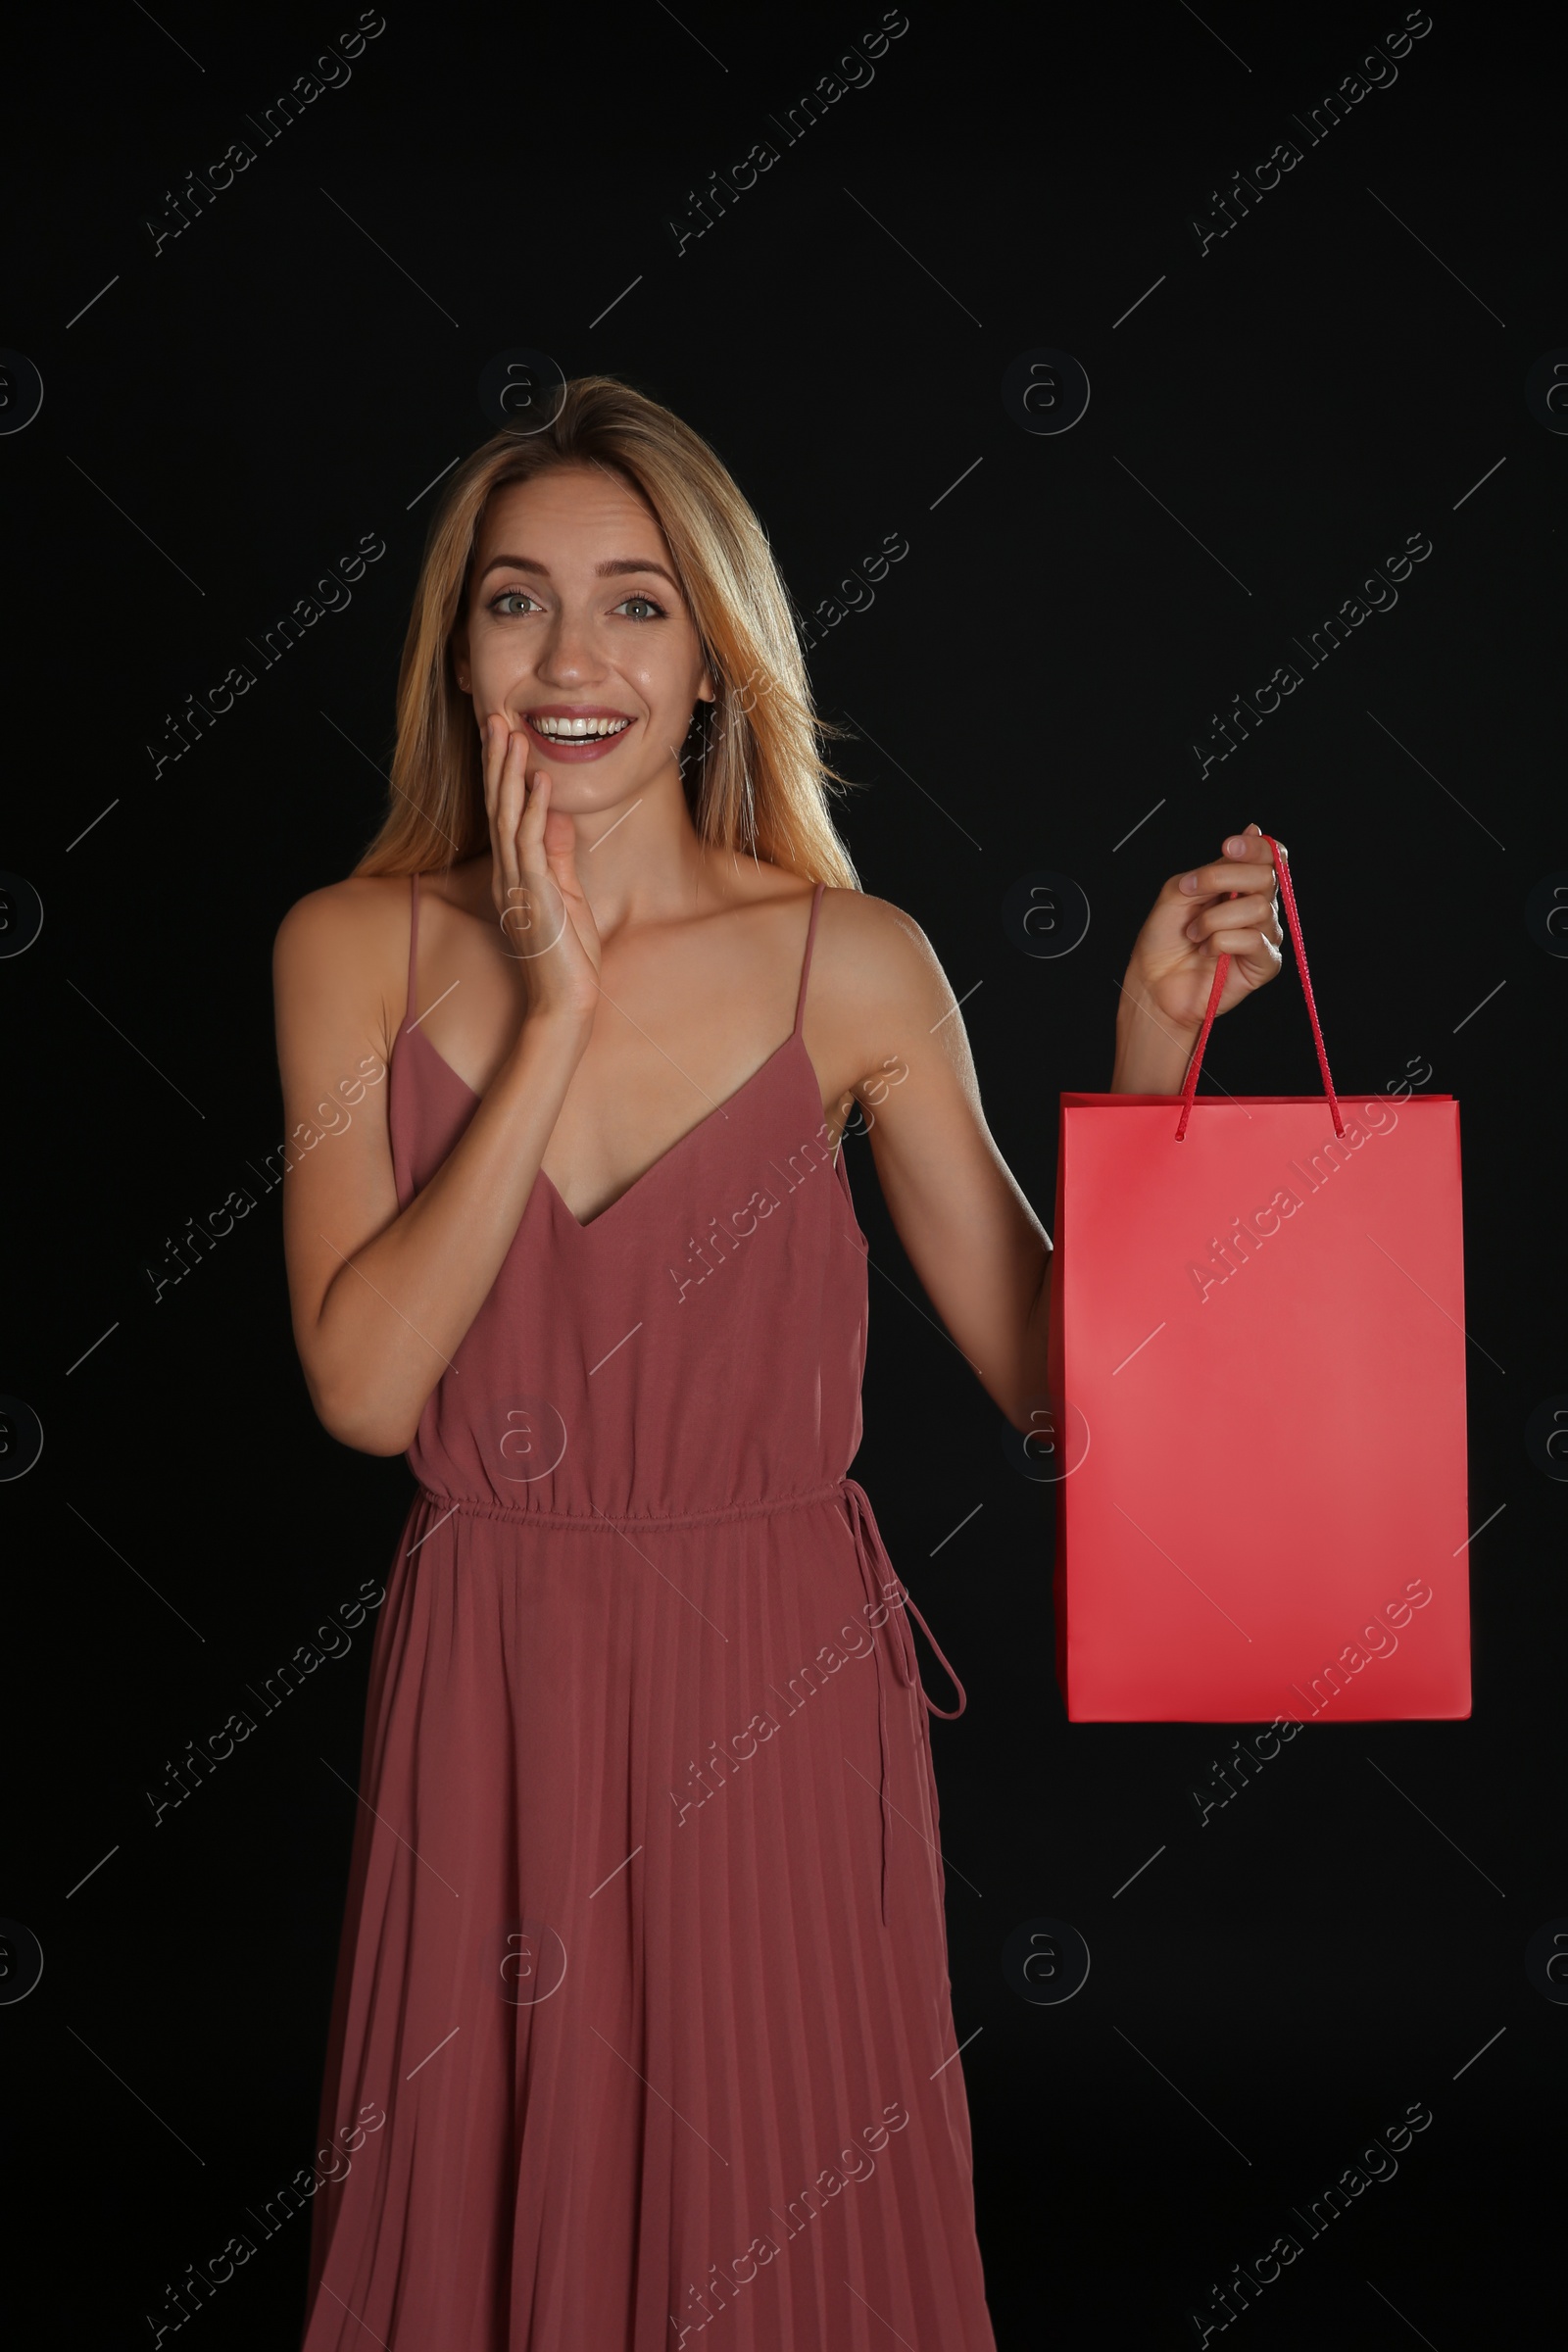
1111, 821, 1285, 1093
484, 716, 603, 1030
272, 715, 609, 1457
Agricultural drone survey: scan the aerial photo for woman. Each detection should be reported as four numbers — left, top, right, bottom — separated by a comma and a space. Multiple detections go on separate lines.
274, 375, 1283, 2349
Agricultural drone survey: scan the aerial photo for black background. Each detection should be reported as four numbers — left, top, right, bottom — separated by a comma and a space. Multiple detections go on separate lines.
4, 1, 1563, 2344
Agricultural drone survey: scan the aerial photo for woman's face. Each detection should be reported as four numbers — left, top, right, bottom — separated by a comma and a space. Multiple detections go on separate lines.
454, 464, 714, 810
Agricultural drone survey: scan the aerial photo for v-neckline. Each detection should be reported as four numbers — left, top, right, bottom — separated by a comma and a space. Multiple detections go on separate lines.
396, 1018, 814, 1234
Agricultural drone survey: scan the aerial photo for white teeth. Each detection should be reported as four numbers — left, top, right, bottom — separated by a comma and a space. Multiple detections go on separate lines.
530, 714, 631, 739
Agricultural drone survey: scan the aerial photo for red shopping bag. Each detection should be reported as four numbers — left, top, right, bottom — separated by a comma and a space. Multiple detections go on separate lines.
1046, 836, 1472, 1722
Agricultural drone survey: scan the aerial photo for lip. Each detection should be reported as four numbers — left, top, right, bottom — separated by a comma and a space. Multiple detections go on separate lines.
520, 704, 638, 763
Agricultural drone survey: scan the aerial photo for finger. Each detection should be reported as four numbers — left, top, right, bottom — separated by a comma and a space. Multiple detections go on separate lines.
1183, 893, 1281, 942
496, 729, 528, 898
544, 835, 588, 934
1176, 856, 1277, 901
483, 716, 510, 906
485, 720, 521, 901
517, 760, 553, 872
1214, 826, 1277, 881
482, 711, 510, 825
497, 748, 545, 955
1224, 821, 1286, 862
517, 769, 570, 959
1209, 928, 1284, 966
1193, 854, 1275, 892
541, 797, 584, 888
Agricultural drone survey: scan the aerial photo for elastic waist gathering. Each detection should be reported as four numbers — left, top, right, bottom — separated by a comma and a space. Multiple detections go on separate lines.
410, 1479, 853, 1535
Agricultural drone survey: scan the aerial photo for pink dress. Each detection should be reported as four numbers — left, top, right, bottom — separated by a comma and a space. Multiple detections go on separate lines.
298, 876, 998, 2350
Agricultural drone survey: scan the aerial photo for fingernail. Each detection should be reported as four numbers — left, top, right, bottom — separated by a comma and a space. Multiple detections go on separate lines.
1179, 872, 1200, 893
1223, 836, 1245, 856
1186, 920, 1201, 939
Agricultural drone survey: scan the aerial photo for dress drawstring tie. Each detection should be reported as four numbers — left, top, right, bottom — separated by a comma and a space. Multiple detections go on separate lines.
840, 1477, 967, 1927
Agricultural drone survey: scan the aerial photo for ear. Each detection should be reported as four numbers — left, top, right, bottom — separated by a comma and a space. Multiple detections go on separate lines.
451, 621, 471, 697
695, 662, 717, 707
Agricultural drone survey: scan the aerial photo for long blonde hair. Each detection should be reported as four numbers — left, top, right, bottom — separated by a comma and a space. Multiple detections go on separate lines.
355, 376, 860, 887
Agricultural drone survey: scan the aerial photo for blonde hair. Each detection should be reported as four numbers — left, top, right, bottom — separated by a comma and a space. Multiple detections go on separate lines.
355, 375, 860, 887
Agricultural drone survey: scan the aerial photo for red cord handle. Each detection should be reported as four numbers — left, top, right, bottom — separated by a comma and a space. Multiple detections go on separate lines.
1174, 833, 1343, 1142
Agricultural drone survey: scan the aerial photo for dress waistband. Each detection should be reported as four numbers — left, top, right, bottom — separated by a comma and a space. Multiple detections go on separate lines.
409, 1475, 968, 1932
413, 1479, 852, 1534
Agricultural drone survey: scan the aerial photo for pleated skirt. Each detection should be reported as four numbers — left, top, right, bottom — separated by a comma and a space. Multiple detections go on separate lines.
298, 1484, 997, 2350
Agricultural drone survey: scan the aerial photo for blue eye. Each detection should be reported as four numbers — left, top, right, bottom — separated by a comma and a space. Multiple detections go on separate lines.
491, 590, 539, 617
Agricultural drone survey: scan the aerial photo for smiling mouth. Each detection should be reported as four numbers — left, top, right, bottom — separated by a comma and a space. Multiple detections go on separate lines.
526, 714, 633, 741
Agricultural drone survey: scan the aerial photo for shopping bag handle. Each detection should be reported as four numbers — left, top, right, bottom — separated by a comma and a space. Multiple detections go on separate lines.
1174, 832, 1344, 1141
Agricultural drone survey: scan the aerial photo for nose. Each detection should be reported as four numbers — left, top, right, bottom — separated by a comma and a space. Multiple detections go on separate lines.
533, 601, 606, 691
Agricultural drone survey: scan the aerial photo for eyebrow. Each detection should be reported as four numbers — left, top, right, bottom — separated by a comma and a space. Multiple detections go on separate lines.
477, 554, 681, 591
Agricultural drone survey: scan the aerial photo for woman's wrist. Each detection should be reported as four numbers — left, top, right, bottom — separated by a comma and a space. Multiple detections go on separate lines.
1110, 971, 1201, 1095
497, 1003, 595, 1090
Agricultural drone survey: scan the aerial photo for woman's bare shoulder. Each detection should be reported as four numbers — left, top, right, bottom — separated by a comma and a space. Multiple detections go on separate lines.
271, 874, 419, 1046
274, 871, 414, 962
777, 885, 956, 1109
817, 886, 948, 994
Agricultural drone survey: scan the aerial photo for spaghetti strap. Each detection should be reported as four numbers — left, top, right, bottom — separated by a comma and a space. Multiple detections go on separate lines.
404, 872, 421, 1034
791, 880, 827, 1038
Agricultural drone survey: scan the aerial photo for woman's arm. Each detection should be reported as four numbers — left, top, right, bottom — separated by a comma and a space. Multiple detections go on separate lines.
822, 828, 1283, 1430
274, 728, 601, 1455
272, 882, 589, 1454
819, 891, 1054, 1432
